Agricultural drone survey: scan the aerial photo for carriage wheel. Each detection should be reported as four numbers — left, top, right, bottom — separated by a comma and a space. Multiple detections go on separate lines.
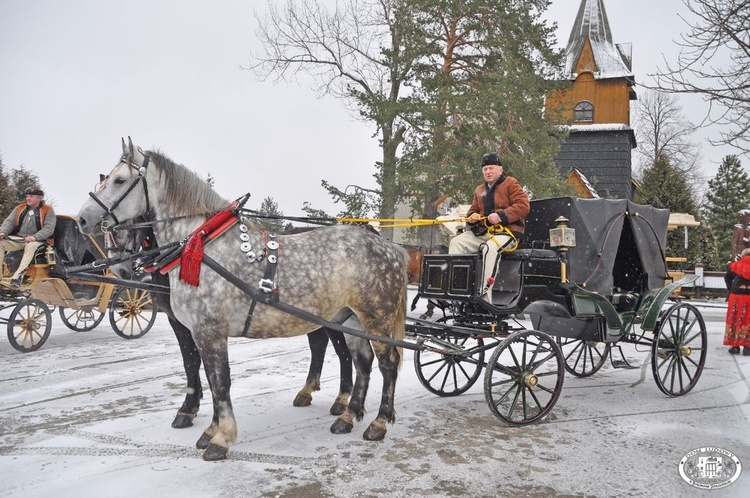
557, 337, 611, 378
651, 302, 707, 397
484, 329, 564, 426
59, 306, 105, 331
109, 287, 158, 339
7, 298, 52, 353
414, 331, 486, 397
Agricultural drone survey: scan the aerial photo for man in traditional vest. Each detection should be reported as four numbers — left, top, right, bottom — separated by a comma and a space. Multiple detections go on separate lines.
0, 186, 57, 287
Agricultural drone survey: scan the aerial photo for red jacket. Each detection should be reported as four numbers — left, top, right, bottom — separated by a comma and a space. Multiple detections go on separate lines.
729, 255, 750, 280
466, 174, 530, 234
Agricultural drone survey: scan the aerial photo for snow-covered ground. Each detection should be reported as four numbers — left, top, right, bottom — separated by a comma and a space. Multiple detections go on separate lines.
0, 294, 748, 497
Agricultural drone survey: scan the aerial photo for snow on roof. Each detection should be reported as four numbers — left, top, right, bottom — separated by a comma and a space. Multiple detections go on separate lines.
566, 123, 633, 132
564, 0, 634, 81
571, 168, 600, 198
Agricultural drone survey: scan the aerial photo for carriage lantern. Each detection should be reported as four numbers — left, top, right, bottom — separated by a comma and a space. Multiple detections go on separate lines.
549, 216, 575, 283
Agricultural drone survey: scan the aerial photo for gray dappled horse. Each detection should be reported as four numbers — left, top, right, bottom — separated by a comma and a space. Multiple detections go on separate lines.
105, 219, 354, 428
77, 139, 408, 460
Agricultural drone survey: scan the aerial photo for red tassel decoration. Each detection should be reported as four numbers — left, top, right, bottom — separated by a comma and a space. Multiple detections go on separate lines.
180, 231, 205, 286
177, 206, 238, 286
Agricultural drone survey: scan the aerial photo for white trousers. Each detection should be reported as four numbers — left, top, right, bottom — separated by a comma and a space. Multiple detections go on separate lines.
449, 231, 512, 302
0, 239, 43, 280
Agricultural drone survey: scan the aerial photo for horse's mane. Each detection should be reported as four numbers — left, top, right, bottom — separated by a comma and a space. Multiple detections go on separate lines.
147, 150, 230, 216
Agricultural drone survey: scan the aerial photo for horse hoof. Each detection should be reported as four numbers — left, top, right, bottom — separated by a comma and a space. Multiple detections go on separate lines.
196, 432, 212, 450
171, 413, 195, 429
363, 424, 387, 441
293, 393, 313, 407
329, 401, 347, 416
330, 418, 353, 434
202, 443, 228, 461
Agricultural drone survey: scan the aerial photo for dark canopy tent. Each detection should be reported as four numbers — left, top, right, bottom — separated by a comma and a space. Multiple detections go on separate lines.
522, 197, 670, 295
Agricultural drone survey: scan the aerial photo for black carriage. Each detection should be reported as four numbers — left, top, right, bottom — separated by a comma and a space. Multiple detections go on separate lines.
1, 215, 158, 352
407, 196, 706, 425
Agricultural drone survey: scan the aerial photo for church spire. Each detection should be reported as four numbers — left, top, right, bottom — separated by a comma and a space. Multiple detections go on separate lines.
565, 0, 633, 81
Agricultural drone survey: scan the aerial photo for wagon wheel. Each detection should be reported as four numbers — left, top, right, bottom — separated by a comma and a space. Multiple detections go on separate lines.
484, 329, 564, 426
651, 302, 707, 397
557, 337, 611, 378
59, 306, 105, 331
109, 287, 158, 339
7, 298, 53, 353
414, 325, 486, 397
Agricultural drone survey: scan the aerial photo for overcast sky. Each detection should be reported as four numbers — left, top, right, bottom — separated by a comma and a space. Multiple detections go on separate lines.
0, 0, 740, 217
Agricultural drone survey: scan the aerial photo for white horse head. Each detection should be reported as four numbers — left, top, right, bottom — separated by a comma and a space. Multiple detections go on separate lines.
77, 137, 152, 233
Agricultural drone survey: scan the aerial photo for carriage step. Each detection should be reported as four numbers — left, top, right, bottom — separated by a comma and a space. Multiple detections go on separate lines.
610, 359, 638, 369
609, 345, 638, 369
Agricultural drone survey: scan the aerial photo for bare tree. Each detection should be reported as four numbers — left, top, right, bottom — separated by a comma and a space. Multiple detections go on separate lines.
650, 0, 750, 152
251, 0, 416, 240
633, 89, 702, 186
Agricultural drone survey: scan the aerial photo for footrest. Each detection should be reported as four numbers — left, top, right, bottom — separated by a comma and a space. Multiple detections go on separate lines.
609, 345, 638, 369
610, 359, 638, 370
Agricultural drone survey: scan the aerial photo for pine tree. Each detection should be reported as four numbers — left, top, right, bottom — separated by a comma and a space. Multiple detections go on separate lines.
702, 155, 750, 264
0, 154, 13, 216
9, 166, 42, 202
635, 154, 696, 212
635, 154, 719, 269
256, 196, 286, 233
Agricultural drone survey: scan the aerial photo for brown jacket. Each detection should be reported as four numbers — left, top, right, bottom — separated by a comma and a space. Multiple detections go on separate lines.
466, 174, 530, 235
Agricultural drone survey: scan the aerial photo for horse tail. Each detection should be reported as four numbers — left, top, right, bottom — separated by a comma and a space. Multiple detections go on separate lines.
393, 246, 409, 369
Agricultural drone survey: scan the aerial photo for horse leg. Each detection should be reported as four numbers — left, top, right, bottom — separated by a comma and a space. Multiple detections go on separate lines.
293, 328, 328, 408
170, 316, 203, 428
330, 336, 373, 435
192, 336, 236, 461
362, 341, 400, 441
327, 329, 353, 416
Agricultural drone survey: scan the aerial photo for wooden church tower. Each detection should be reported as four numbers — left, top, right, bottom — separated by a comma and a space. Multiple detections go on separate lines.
547, 0, 637, 199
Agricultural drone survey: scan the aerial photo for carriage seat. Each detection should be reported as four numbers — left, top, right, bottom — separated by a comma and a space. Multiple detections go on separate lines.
502, 248, 558, 261
3, 242, 53, 275
610, 292, 639, 312
491, 249, 559, 307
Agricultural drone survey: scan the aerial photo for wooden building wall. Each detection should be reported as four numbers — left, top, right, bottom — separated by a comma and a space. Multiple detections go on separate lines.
546, 41, 634, 126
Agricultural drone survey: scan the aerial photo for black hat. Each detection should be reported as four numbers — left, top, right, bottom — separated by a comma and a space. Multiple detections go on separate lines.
24, 187, 44, 196
481, 153, 501, 167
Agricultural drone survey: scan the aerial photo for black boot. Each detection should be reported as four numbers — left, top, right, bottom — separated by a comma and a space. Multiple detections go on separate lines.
729, 346, 740, 354
744, 347, 750, 356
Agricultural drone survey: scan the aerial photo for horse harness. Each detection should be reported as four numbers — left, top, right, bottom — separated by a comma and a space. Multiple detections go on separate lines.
238, 221, 281, 336
89, 152, 152, 227
91, 158, 283, 333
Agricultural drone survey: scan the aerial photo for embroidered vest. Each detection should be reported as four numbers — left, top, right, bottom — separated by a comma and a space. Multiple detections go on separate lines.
13, 203, 54, 244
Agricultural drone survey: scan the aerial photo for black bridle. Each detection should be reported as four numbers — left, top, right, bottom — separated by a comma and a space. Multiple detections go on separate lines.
88, 153, 152, 227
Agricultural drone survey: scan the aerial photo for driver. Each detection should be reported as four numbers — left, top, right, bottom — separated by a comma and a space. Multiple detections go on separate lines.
449, 153, 530, 302
0, 186, 57, 287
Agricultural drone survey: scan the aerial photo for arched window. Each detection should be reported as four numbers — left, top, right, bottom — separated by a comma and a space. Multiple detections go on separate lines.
574, 101, 594, 122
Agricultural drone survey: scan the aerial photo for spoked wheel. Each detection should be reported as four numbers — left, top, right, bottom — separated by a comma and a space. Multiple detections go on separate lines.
651, 302, 707, 396
414, 330, 487, 397
109, 287, 158, 339
59, 306, 105, 331
484, 329, 564, 425
557, 337, 611, 377
7, 298, 53, 352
